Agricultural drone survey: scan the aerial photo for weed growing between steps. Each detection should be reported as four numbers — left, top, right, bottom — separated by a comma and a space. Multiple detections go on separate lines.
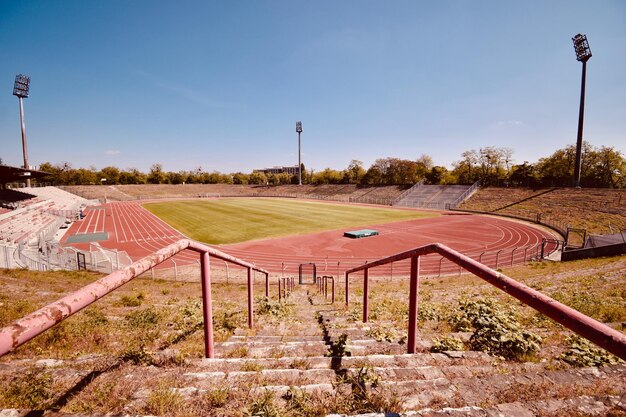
256, 296, 295, 320
325, 333, 352, 357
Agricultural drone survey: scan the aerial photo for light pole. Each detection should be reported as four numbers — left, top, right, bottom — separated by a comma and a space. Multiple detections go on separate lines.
296, 121, 303, 185
13, 74, 31, 187
572, 34, 592, 188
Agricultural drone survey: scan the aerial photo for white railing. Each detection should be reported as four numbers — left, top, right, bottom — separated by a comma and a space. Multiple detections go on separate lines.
449, 180, 481, 208
392, 182, 423, 205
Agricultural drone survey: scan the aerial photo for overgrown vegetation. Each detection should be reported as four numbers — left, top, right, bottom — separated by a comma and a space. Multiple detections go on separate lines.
448, 298, 542, 360
0, 255, 624, 415
256, 296, 294, 320
559, 335, 623, 367
0, 368, 54, 409
430, 336, 465, 353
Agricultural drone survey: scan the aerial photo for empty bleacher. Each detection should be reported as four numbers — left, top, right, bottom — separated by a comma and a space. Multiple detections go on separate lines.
22, 186, 93, 211
0, 188, 37, 208
0, 186, 96, 246
393, 184, 474, 209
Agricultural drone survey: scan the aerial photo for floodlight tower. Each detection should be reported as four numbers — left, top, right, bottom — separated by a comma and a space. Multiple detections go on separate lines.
13, 74, 31, 187
296, 121, 303, 185
572, 34, 592, 188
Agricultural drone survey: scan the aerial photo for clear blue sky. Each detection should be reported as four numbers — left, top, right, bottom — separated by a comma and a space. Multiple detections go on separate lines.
1, 1, 625, 173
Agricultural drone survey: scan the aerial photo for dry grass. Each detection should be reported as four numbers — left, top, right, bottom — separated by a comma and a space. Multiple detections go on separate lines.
461, 187, 626, 234
1, 254, 624, 415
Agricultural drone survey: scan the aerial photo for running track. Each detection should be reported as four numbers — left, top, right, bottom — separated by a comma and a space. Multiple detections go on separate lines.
62, 200, 560, 276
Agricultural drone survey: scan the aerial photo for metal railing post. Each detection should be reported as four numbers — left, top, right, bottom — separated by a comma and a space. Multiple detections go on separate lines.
407, 255, 420, 354
345, 272, 349, 305
331, 276, 335, 304
324, 276, 329, 298
265, 273, 269, 299
511, 247, 517, 266
278, 277, 282, 301
200, 250, 214, 358
438, 256, 444, 277
363, 268, 369, 323
524, 247, 529, 262
247, 267, 253, 328
495, 249, 503, 269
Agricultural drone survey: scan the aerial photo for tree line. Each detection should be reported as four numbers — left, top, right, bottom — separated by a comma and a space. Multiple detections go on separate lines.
21, 142, 626, 188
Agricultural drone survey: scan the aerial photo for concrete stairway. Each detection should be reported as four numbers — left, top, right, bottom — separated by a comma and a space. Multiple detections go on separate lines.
0, 285, 624, 416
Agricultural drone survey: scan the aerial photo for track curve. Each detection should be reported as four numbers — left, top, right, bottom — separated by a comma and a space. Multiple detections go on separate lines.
63, 200, 560, 277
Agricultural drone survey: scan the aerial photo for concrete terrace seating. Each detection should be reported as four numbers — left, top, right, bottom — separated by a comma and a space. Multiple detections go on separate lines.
0, 206, 59, 244
2, 284, 623, 415
23, 186, 92, 211
460, 187, 626, 233
394, 184, 472, 209
61, 184, 409, 204
0, 188, 37, 209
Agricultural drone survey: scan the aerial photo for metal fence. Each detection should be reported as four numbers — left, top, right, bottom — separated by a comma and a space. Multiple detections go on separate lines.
451, 208, 569, 238
0, 241, 132, 273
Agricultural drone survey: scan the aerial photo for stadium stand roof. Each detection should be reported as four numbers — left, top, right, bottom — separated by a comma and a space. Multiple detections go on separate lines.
0, 165, 49, 186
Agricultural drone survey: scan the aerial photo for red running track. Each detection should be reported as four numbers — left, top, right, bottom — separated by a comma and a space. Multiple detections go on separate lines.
62, 201, 560, 276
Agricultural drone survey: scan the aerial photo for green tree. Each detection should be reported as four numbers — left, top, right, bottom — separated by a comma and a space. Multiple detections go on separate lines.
343, 160, 366, 184
249, 171, 268, 185
509, 162, 539, 187
584, 146, 626, 188
424, 166, 448, 185
119, 168, 146, 184
312, 168, 342, 184
99, 166, 121, 185
147, 163, 168, 184
232, 172, 249, 184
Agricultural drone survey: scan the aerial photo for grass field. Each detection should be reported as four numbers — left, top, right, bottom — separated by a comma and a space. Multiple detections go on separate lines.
143, 198, 437, 244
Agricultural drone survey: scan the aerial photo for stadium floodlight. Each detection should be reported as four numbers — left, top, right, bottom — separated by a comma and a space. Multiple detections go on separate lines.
573, 34, 592, 62
572, 34, 591, 188
13, 74, 31, 187
296, 121, 303, 185
13, 74, 30, 98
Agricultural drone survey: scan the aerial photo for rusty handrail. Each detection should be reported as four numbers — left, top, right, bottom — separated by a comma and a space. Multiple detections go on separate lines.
344, 242, 626, 360
0, 239, 269, 359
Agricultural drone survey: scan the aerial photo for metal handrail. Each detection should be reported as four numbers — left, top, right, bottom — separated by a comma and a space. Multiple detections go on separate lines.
449, 180, 481, 208
344, 242, 626, 360
0, 239, 269, 359
391, 181, 423, 205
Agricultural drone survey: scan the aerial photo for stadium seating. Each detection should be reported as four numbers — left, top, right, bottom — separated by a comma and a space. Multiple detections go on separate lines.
393, 184, 473, 209
22, 186, 92, 211
0, 188, 37, 208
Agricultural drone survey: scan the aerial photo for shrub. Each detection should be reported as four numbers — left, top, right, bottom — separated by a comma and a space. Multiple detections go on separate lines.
256, 297, 293, 320
119, 292, 145, 307
125, 307, 160, 328
448, 297, 542, 360
120, 344, 153, 365
143, 386, 184, 416
243, 390, 282, 417
430, 336, 465, 352
559, 335, 622, 367
365, 325, 404, 343
0, 368, 53, 409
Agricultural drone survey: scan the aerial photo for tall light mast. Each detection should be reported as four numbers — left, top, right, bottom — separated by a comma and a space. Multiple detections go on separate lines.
296, 121, 303, 185
13, 74, 31, 187
572, 34, 592, 188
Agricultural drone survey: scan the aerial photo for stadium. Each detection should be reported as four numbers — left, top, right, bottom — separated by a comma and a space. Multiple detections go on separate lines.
1, 175, 625, 415
1, 3, 626, 416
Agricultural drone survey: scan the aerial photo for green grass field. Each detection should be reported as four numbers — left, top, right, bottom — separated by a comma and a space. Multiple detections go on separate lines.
144, 198, 437, 244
